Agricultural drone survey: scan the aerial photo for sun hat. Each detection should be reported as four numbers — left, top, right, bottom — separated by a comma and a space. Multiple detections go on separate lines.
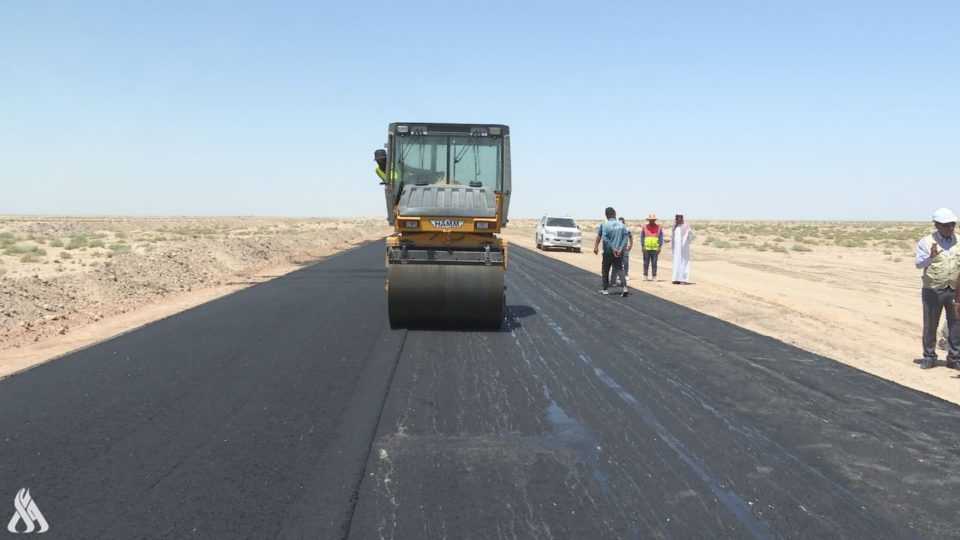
933, 208, 958, 223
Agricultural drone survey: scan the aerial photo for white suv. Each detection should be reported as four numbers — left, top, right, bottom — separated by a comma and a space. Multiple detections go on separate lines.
536, 215, 582, 252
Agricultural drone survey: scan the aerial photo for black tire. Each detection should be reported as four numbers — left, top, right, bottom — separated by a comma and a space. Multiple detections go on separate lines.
574, 248, 581, 253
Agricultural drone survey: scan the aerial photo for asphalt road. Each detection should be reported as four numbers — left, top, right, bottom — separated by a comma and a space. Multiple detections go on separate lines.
1, 241, 958, 539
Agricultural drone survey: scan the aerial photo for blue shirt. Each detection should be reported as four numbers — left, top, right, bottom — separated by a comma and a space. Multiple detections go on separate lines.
597, 219, 629, 254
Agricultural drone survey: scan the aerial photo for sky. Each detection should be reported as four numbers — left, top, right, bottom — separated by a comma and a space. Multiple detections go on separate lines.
1, 0, 957, 221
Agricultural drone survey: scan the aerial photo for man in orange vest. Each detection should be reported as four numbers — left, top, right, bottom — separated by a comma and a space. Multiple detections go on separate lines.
640, 213, 664, 281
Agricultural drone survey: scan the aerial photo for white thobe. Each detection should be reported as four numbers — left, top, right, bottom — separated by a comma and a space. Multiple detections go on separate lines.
672, 225, 693, 283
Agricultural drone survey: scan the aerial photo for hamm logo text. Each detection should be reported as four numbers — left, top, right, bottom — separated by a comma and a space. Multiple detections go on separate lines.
429, 220, 464, 228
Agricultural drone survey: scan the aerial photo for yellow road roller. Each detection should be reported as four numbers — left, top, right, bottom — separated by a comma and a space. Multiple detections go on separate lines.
378, 123, 511, 329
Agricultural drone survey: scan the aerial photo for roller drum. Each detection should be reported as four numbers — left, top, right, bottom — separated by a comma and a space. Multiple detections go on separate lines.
388, 264, 505, 329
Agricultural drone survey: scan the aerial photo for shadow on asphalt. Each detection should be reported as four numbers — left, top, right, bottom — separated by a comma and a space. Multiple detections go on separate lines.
400, 305, 537, 333
504, 304, 537, 331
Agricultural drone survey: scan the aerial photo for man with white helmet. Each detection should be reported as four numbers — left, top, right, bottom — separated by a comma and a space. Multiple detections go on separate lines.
916, 208, 960, 369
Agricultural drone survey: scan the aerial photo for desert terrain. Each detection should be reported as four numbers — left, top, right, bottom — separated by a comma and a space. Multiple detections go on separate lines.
1, 216, 955, 405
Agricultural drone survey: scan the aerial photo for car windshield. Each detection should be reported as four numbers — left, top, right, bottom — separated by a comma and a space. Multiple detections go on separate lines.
546, 218, 577, 228
393, 135, 502, 190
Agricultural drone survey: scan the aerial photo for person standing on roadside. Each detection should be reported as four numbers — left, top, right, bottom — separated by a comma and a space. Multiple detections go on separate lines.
671, 214, 693, 284
917, 208, 960, 369
641, 213, 664, 281
618, 217, 634, 283
594, 207, 630, 297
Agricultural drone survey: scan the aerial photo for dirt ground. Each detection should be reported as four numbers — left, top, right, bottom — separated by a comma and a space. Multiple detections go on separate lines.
2, 216, 957, 406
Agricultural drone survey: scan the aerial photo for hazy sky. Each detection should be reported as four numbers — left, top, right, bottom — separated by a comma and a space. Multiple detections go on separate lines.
1, 1, 957, 220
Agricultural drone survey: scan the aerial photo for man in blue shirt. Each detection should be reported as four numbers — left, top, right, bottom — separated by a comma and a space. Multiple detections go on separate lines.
593, 207, 630, 297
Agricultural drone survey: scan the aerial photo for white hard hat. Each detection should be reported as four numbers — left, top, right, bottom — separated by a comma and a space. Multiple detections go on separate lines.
933, 208, 958, 223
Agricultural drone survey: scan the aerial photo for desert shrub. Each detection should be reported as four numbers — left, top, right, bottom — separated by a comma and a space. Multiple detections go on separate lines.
836, 238, 868, 248
89, 239, 105, 248
114, 231, 127, 238
5, 244, 33, 255
713, 240, 734, 249
20, 254, 40, 263
59, 251, 73, 259
791, 244, 812, 252
110, 243, 132, 254
5, 244, 45, 256
65, 235, 88, 250
49, 239, 64, 247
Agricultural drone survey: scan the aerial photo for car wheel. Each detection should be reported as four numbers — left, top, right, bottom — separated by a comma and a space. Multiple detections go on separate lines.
574, 248, 581, 253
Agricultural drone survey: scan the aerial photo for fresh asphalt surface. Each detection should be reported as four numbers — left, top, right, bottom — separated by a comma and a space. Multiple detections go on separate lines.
2, 241, 959, 539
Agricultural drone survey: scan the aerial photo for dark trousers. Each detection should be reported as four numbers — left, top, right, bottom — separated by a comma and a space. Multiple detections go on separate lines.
602, 252, 626, 290
642, 250, 660, 277
922, 287, 960, 360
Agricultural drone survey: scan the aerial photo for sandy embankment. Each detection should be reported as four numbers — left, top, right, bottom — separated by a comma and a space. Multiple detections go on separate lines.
2, 216, 957, 406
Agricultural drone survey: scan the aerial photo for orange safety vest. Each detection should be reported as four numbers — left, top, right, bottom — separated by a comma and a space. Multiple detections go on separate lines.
643, 224, 661, 250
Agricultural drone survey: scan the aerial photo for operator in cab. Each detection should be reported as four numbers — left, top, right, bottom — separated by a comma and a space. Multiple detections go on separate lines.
374, 149, 389, 184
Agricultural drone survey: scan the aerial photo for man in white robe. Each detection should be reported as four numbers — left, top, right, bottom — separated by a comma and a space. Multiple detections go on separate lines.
671, 214, 693, 284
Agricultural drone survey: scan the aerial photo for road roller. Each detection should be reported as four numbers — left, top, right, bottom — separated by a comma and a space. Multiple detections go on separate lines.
378, 123, 511, 329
